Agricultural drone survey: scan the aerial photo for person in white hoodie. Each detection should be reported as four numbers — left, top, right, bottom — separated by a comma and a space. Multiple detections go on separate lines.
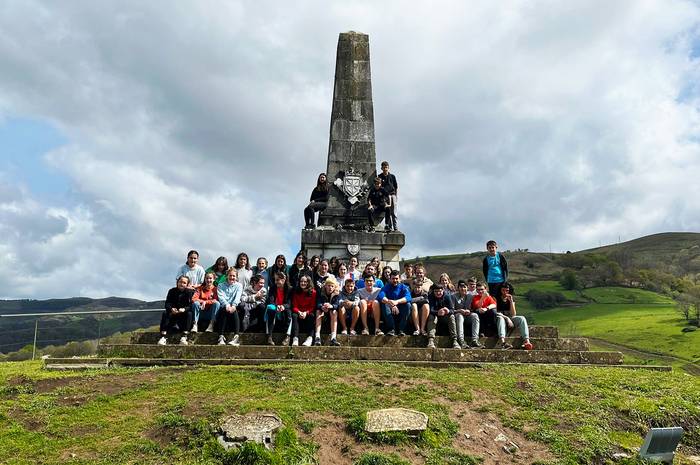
175, 250, 205, 288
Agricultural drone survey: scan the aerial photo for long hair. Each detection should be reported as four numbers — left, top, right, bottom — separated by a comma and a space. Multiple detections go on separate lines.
269, 271, 292, 297
316, 173, 329, 192
271, 254, 287, 273
211, 256, 229, 274
235, 252, 251, 270
296, 274, 314, 296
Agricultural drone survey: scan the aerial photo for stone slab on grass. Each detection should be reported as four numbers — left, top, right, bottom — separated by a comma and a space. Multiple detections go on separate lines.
365, 408, 428, 434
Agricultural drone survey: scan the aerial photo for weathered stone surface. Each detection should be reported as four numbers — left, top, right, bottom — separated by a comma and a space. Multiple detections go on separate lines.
98, 344, 624, 365
301, 229, 405, 269
218, 413, 283, 450
365, 408, 428, 433
129, 327, 562, 345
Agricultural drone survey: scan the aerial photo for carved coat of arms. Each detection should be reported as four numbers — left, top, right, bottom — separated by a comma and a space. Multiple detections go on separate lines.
347, 244, 361, 256
333, 166, 369, 205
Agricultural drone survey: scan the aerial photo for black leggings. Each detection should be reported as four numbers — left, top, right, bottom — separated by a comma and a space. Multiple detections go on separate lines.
291, 312, 315, 339
217, 309, 240, 335
304, 201, 327, 226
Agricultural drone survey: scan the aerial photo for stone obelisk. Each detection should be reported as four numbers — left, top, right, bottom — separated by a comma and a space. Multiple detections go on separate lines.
301, 32, 405, 266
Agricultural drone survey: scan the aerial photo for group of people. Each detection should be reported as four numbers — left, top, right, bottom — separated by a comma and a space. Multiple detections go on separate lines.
160, 241, 533, 351
304, 160, 399, 231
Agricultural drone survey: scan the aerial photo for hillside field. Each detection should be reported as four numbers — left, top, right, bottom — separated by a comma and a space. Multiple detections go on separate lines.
515, 282, 700, 365
1, 361, 699, 465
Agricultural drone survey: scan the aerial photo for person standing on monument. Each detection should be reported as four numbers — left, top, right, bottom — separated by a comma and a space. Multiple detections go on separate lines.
482, 240, 508, 296
304, 173, 329, 229
378, 161, 398, 231
366, 177, 392, 232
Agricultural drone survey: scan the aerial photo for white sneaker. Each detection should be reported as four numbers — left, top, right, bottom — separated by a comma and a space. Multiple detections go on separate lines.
179, 336, 188, 346
205, 321, 214, 332
302, 336, 313, 347
157, 336, 167, 346
191, 322, 198, 333
217, 335, 226, 345
229, 334, 240, 346
340, 329, 348, 335
412, 330, 420, 336
292, 337, 299, 346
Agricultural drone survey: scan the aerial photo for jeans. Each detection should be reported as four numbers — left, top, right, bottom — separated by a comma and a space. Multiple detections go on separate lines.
381, 302, 410, 333
426, 313, 457, 339
455, 312, 480, 341
192, 301, 220, 324
496, 314, 529, 339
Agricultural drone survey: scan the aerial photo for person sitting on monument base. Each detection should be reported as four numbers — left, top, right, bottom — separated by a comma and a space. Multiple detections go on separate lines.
238, 274, 267, 333
453, 279, 481, 349
358, 275, 382, 335
314, 277, 341, 346
191, 272, 220, 333
216, 268, 244, 346
304, 173, 329, 229
158, 275, 195, 346
378, 160, 398, 231
378, 270, 412, 336
366, 177, 392, 232
338, 278, 361, 335
426, 284, 460, 349
264, 272, 293, 346
496, 282, 533, 351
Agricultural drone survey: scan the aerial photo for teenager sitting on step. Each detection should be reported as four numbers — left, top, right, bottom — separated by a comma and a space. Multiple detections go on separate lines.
338, 278, 361, 336
238, 274, 267, 333
191, 272, 220, 333
216, 268, 243, 346
496, 282, 533, 351
453, 279, 481, 349
293, 275, 317, 347
264, 272, 292, 346
470, 282, 508, 349
378, 270, 412, 336
426, 284, 460, 349
358, 275, 382, 335
159, 275, 195, 346
314, 277, 341, 346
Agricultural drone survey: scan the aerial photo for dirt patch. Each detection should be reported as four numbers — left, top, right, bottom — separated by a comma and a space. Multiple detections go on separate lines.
300, 406, 554, 465
449, 401, 554, 465
336, 373, 438, 393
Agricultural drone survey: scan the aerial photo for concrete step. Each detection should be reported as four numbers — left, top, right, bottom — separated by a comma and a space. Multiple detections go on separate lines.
131, 330, 571, 349
98, 344, 623, 365
42, 357, 671, 371
44, 362, 110, 371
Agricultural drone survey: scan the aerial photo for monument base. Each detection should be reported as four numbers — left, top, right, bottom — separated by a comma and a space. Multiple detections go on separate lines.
301, 228, 405, 269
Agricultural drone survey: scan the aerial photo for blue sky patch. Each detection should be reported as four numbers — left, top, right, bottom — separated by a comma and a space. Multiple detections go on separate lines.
0, 117, 70, 195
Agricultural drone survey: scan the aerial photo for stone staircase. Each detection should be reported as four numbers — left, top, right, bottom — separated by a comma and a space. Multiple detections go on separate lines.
42, 326, 672, 371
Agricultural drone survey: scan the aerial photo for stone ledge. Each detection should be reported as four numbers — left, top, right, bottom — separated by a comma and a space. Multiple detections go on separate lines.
98, 344, 622, 365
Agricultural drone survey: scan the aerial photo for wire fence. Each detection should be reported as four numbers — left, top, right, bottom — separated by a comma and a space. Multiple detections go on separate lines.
0, 308, 163, 359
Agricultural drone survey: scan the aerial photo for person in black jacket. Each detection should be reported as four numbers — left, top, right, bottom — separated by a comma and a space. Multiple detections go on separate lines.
482, 240, 508, 296
426, 284, 460, 349
304, 173, 329, 229
366, 177, 391, 232
264, 272, 292, 345
158, 275, 195, 346
378, 161, 398, 231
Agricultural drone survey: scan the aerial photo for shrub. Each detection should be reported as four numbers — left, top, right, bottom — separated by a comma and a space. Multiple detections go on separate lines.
525, 290, 566, 310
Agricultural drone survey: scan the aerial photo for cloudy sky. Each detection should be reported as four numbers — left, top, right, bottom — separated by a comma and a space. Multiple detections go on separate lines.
1, 0, 700, 300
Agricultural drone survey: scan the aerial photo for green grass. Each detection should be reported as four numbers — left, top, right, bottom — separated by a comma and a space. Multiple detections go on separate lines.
1, 361, 699, 464
522, 283, 700, 363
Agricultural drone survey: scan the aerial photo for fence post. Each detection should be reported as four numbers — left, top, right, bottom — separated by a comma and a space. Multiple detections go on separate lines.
32, 320, 38, 360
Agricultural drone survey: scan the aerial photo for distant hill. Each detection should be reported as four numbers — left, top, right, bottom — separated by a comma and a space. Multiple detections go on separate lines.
412, 232, 700, 284
0, 297, 162, 353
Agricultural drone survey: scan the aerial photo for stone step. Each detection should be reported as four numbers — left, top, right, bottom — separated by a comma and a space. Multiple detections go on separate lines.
42, 357, 672, 371
98, 344, 623, 365
131, 330, 567, 349
44, 362, 110, 371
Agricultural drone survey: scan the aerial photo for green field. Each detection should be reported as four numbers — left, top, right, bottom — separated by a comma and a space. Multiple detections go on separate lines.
1, 361, 699, 464
518, 282, 700, 364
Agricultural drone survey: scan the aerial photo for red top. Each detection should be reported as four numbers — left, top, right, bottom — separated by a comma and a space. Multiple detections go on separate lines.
292, 288, 317, 314
470, 294, 496, 310
276, 288, 284, 307
193, 285, 217, 305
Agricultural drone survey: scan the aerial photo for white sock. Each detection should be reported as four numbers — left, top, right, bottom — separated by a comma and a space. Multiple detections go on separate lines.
315, 330, 321, 338
331, 331, 337, 339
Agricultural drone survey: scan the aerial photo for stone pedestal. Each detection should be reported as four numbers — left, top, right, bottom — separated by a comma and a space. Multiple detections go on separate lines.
301, 228, 405, 269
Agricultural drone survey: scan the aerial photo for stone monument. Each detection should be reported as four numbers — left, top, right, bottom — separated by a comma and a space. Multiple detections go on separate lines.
301, 32, 405, 267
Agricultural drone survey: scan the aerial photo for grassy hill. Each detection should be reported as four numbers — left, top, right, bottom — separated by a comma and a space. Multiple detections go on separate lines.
1, 361, 699, 465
